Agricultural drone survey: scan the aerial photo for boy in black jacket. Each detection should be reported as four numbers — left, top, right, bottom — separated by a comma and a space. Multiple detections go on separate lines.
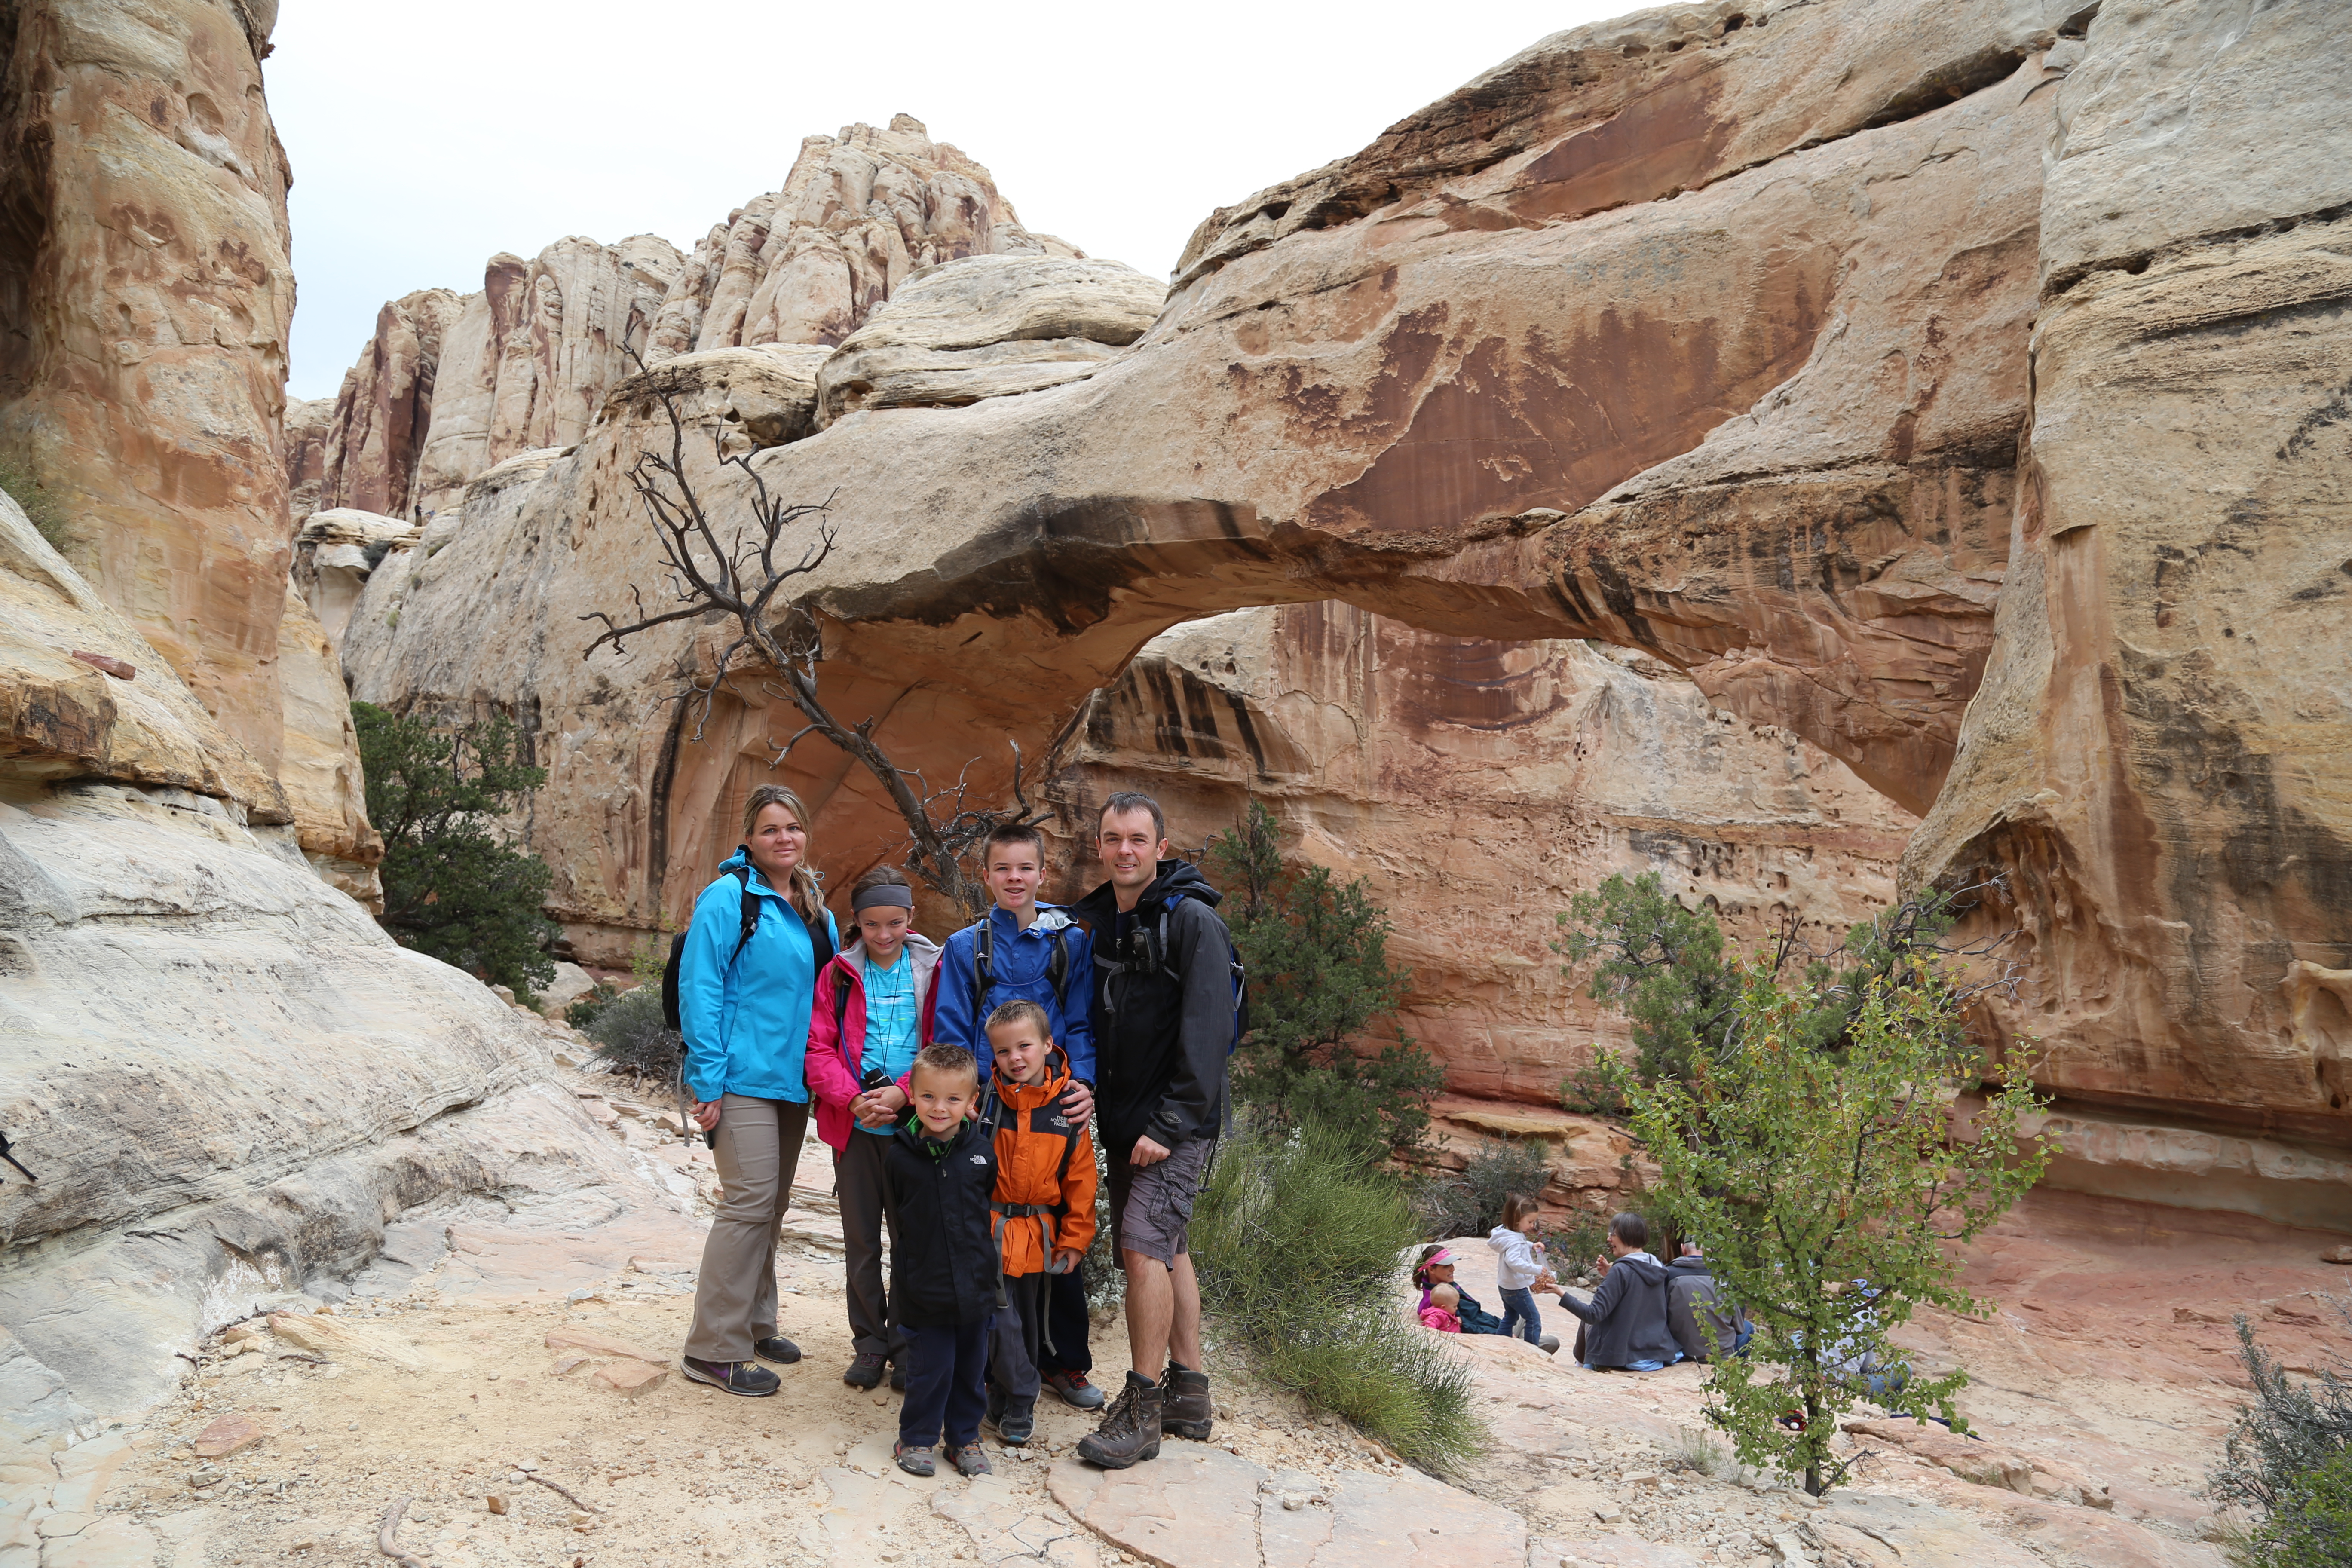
883, 1044, 1001, 1478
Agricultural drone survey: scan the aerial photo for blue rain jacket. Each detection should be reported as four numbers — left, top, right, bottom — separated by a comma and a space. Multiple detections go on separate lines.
930, 904, 1096, 1085
679, 848, 837, 1104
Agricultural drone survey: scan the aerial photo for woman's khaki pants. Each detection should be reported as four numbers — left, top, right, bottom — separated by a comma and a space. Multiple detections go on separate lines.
683, 1095, 808, 1363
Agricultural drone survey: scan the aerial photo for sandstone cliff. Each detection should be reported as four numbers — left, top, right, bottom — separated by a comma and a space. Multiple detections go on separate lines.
334, 0, 2352, 1203
306, 115, 1081, 523
0, 0, 377, 886
1042, 605, 1917, 1102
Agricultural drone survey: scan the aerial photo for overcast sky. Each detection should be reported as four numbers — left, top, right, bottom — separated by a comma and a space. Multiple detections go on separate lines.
270, 0, 1627, 401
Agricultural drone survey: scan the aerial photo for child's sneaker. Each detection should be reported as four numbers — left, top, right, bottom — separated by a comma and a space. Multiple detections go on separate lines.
1043, 1368, 1105, 1409
893, 1442, 936, 1477
995, 1397, 1035, 1445
949, 1442, 992, 1477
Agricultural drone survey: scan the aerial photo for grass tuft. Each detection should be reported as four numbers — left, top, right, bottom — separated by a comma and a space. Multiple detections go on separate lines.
0, 455, 72, 552
1193, 1114, 1486, 1472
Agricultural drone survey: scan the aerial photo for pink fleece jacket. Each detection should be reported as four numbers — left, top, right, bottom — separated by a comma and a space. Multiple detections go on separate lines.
802, 934, 942, 1152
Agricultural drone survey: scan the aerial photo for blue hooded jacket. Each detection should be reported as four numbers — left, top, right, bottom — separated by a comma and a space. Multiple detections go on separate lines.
930, 904, 1095, 1086
679, 848, 837, 1104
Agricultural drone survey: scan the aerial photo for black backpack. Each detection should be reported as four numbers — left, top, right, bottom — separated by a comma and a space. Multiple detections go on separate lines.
969, 912, 1071, 1004
1095, 892, 1248, 1055
660, 856, 836, 1033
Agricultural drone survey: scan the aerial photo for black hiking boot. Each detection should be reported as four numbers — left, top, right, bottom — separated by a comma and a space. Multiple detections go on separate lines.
753, 1335, 801, 1365
680, 1357, 779, 1397
1161, 1363, 1212, 1441
843, 1352, 887, 1389
1075, 1372, 1162, 1469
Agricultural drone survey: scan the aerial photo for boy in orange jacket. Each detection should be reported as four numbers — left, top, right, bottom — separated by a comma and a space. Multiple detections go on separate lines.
980, 999, 1098, 1446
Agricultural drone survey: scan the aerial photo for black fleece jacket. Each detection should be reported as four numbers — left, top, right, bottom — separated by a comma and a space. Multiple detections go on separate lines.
1558, 1253, 1680, 1369
882, 1118, 1001, 1329
1071, 860, 1233, 1155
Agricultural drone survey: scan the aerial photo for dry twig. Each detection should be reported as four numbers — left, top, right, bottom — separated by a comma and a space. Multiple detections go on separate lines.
523, 1471, 600, 1513
377, 1495, 425, 1568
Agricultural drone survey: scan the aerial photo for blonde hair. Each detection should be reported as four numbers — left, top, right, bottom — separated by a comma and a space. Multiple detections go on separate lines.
741, 784, 823, 916
985, 999, 1053, 1047
1430, 1284, 1460, 1311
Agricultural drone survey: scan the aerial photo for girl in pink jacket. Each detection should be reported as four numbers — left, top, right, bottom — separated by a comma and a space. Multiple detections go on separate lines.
804, 867, 943, 1390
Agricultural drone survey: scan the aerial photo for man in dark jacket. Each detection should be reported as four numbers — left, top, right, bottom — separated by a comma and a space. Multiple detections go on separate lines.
1666, 1239, 1747, 1363
1556, 1212, 1681, 1371
1069, 792, 1235, 1470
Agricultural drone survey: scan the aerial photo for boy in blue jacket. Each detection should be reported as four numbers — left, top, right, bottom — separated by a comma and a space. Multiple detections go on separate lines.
930, 823, 1103, 1409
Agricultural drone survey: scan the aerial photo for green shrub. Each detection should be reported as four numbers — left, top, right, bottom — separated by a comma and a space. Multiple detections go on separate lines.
0, 455, 71, 552
566, 981, 621, 1032
1192, 1115, 1484, 1472
1206, 801, 1442, 1161
1412, 1135, 1552, 1239
585, 986, 679, 1080
355, 701, 557, 1001
2209, 1297, 2352, 1566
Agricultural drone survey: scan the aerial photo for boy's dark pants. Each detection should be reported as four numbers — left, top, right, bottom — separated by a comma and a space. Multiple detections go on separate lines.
900, 1317, 990, 1449
1040, 1265, 1091, 1376
989, 1271, 1050, 1403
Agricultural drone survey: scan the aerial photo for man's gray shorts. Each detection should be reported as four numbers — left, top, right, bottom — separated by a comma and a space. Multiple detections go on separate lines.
1107, 1138, 1215, 1267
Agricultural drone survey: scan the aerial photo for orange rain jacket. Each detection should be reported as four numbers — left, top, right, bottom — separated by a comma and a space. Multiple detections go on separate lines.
982, 1049, 1099, 1278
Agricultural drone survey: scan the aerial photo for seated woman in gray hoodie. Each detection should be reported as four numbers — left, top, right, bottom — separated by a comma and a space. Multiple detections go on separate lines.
1555, 1212, 1681, 1371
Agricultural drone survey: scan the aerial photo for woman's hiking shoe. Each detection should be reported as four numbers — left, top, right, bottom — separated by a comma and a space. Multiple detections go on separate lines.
892, 1442, 935, 1478
1075, 1372, 1162, 1469
753, 1335, 802, 1365
681, 1357, 778, 1397
993, 1397, 1036, 1445
949, 1442, 992, 1477
1043, 1368, 1106, 1410
1160, 1365, 1212, 1441
844, 1353, 888, 1389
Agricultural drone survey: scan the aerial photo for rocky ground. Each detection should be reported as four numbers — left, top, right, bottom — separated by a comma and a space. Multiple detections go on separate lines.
7, 1055, 2344, 1568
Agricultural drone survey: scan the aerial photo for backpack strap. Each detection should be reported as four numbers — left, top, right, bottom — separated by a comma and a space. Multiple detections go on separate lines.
1047, 928, 1068, 995
729, 864, 759, 965
831, 966, 853, 1034
971, 913, 994, 995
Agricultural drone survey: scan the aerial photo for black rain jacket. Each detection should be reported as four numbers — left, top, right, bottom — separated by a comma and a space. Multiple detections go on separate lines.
882, 1117, 1001, 1329
1071, 860, 1233, 1156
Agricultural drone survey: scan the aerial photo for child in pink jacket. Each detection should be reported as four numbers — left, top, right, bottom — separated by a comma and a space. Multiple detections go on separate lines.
804, 867, 942, 1391
1419, 1283, 1464, 1334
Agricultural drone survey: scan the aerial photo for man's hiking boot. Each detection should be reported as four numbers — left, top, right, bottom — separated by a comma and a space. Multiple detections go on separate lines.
1043, 1368, 1105, 1410
843, 1353, 887, 1390
1075, 1372, 1162, 1469
753, 1335, 801, 1365
949, 1441, 992, 1477
681, 1357, 778, 1397
892, 1441, 935, 1478
994, 1396, 1035, 1446
1160, 1364, 1212, 1441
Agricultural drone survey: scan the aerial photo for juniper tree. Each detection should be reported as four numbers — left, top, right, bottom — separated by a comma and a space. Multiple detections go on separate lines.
1205, 800, 1441, 1161
355, 702, 558, 1001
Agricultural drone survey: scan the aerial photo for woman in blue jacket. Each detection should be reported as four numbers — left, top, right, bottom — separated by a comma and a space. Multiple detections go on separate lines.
679, 784, 838, 1397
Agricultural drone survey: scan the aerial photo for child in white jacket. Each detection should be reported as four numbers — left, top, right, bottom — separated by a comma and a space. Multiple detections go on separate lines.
1488, 1194, 1553, 1346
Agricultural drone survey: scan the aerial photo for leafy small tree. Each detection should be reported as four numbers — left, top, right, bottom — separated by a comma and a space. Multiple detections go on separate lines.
1556, 871, 2018, 1105
2208, 1297, 2352, 1566
1607, 960, 2054, 1496
355, 702, 558, 1001
1205, 801, 1441, 1161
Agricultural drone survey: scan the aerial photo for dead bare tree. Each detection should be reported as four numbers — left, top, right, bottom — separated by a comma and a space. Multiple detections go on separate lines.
580, 386, 1042, 919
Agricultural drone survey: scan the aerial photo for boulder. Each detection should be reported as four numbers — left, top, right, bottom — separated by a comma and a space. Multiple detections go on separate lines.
814, 254, 1164, 426
292, 508, 420, 649
599, 343, 833, 453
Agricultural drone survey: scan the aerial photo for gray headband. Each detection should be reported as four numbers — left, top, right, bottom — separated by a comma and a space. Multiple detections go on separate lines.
851, 883, 916, 913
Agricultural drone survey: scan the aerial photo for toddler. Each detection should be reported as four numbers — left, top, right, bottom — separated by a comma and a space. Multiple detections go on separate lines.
1420, 1283, 1464, 1333
1488, 1193, 1548, 1346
